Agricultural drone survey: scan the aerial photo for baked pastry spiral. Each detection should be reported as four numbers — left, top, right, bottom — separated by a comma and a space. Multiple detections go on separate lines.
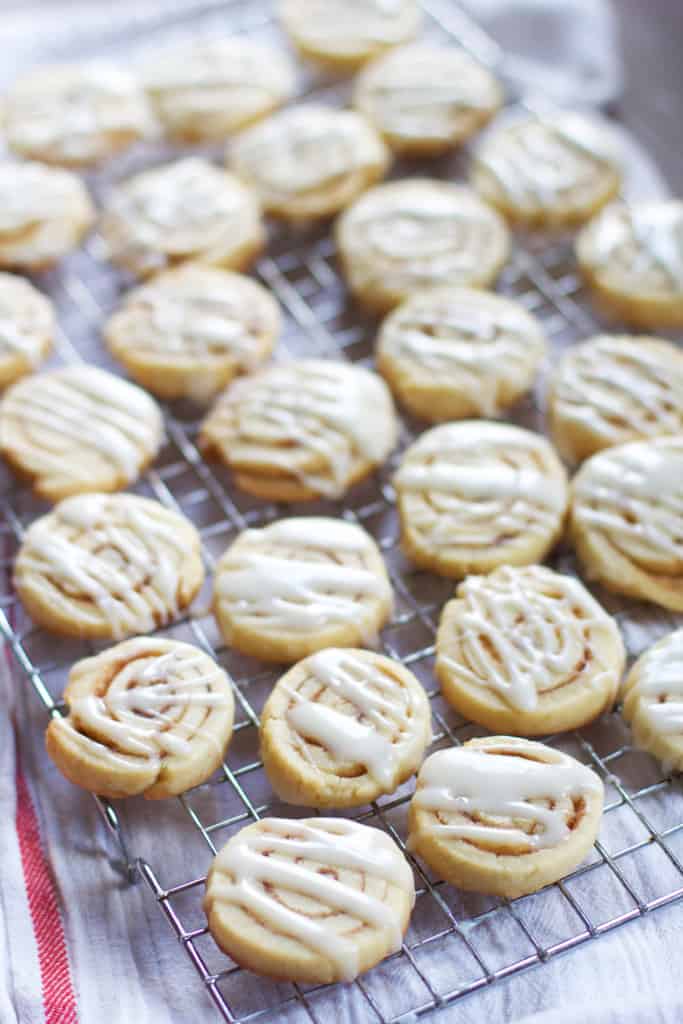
14, 493, 204, 638
622, 629, 683, 772
569, 436, 683, 611
46, 637, 234, 799
408, 736, 603, 898
436, 565, 625, 735
260, 648, 431, 807
204, 817, 415, 982
0, 273, 54, 390
394, 421, 568, 578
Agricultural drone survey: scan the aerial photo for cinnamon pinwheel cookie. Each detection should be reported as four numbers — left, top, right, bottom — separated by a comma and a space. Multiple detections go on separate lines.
200, 359, 398, 501
46, 638, 234, 799
622, 629, 683, 772
570, 436, 683, 611
14, 493, 204, 639
212, 517, 393, 663
353, 45, 503, 156
576, 200, 683, 327
3, 61, 155, 167
104, 264, 280, 401
0, 161, 94, 271
0, 273, 54, 390
376, 286, 546, 422
99, 158, 264, 278
204, 817, 415, 983
228, 105, 390, 222
141, 38, 296, 143
278, 0, 422, 71
0, 366, 163, 501
549, 334, 683, 464
436, 565, 625, 735
394, 421, 568, 578
408, 736, 604, 898
261, 648, 431, 807
336, 179, 510, 314
470, 111, 621, 228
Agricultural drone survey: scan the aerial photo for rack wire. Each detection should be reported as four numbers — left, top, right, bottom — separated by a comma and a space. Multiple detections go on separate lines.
2, 1, 683, 1022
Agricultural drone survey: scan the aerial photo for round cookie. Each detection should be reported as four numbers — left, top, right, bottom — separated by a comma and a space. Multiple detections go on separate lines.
212, 517, 393, 663
104, 264, 281, 402
576, 200, 683, 328
0, 273, 54, 390
99, 157, 264, 278
3, 60, 155, 167
0, 365, 163, 501
14, 492, 204, 639
141, 37, 296, 143
470, 111, 621, 228
436, 565, 625, 736
261, 648, 432, 807
46, 637, 234, 799
376, 286, 546, 422
408, 736, 603, 899
335, 179, 510, 315
353, 45, 502, 156
0, 161, 94, 271
278, 0, 422, 71
204, 817, 415, 983
200, 359, 398, 501
569, 436, 683, 611
228, 104, 390, 222
622, 629, 683, 772
549, 334, 683, 465
393, 421, 568, 578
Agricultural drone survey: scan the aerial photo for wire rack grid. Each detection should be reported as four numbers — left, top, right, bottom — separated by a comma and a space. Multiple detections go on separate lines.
2, 1, 683, 1022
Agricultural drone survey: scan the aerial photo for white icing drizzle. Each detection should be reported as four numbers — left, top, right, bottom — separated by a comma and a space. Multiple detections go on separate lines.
573, 438, 683, 562
629, 630, 683, 735
283, 648, 418, 787
553, 336, 683, 444
216, 360, 396, 497
587, 202, 683, 289
21, 495, 191, 638
3, 367, 161, 480
476, 113, 618, 208
413, 742, 601, 850
209, 817, 414, 981
441, 566, 619, 711
283, 0, 418, 48
0, 161, 88, 234
0, 277, 52, 365
216, 518, 391, 636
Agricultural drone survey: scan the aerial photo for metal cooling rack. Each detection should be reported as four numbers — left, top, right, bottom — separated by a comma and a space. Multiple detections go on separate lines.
2, 1, 683, 1022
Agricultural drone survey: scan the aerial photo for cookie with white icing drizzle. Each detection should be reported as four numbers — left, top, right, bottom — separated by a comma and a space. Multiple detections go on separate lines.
0, 273, 54, 390
261, 648, 431, 807
204, 817, 415, 983
278, 0, 421, 71
622, 629, 683, 772
200, 359, 398, 501
549, 334, 683, 464
436, 565, 625, 736
46, 638, 233, 799
570, 436, 683, 611
99, 157, 264, 278
104, 264, 281, 402
354, 45, 502, 156
0, 366, 163, 501
3, 61, 156, 167
14, 493, 204, 639
228, 105, 390, 222
408, 736, 603, 898
0, 161, 94, 271
212, 518, 393, 663
141, 38, 295, 143
394, 421, 569, 578
335, 179, 510, 314
576, 200, 683, 327
376, 286, 546, 422
470, 111, 621, 228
